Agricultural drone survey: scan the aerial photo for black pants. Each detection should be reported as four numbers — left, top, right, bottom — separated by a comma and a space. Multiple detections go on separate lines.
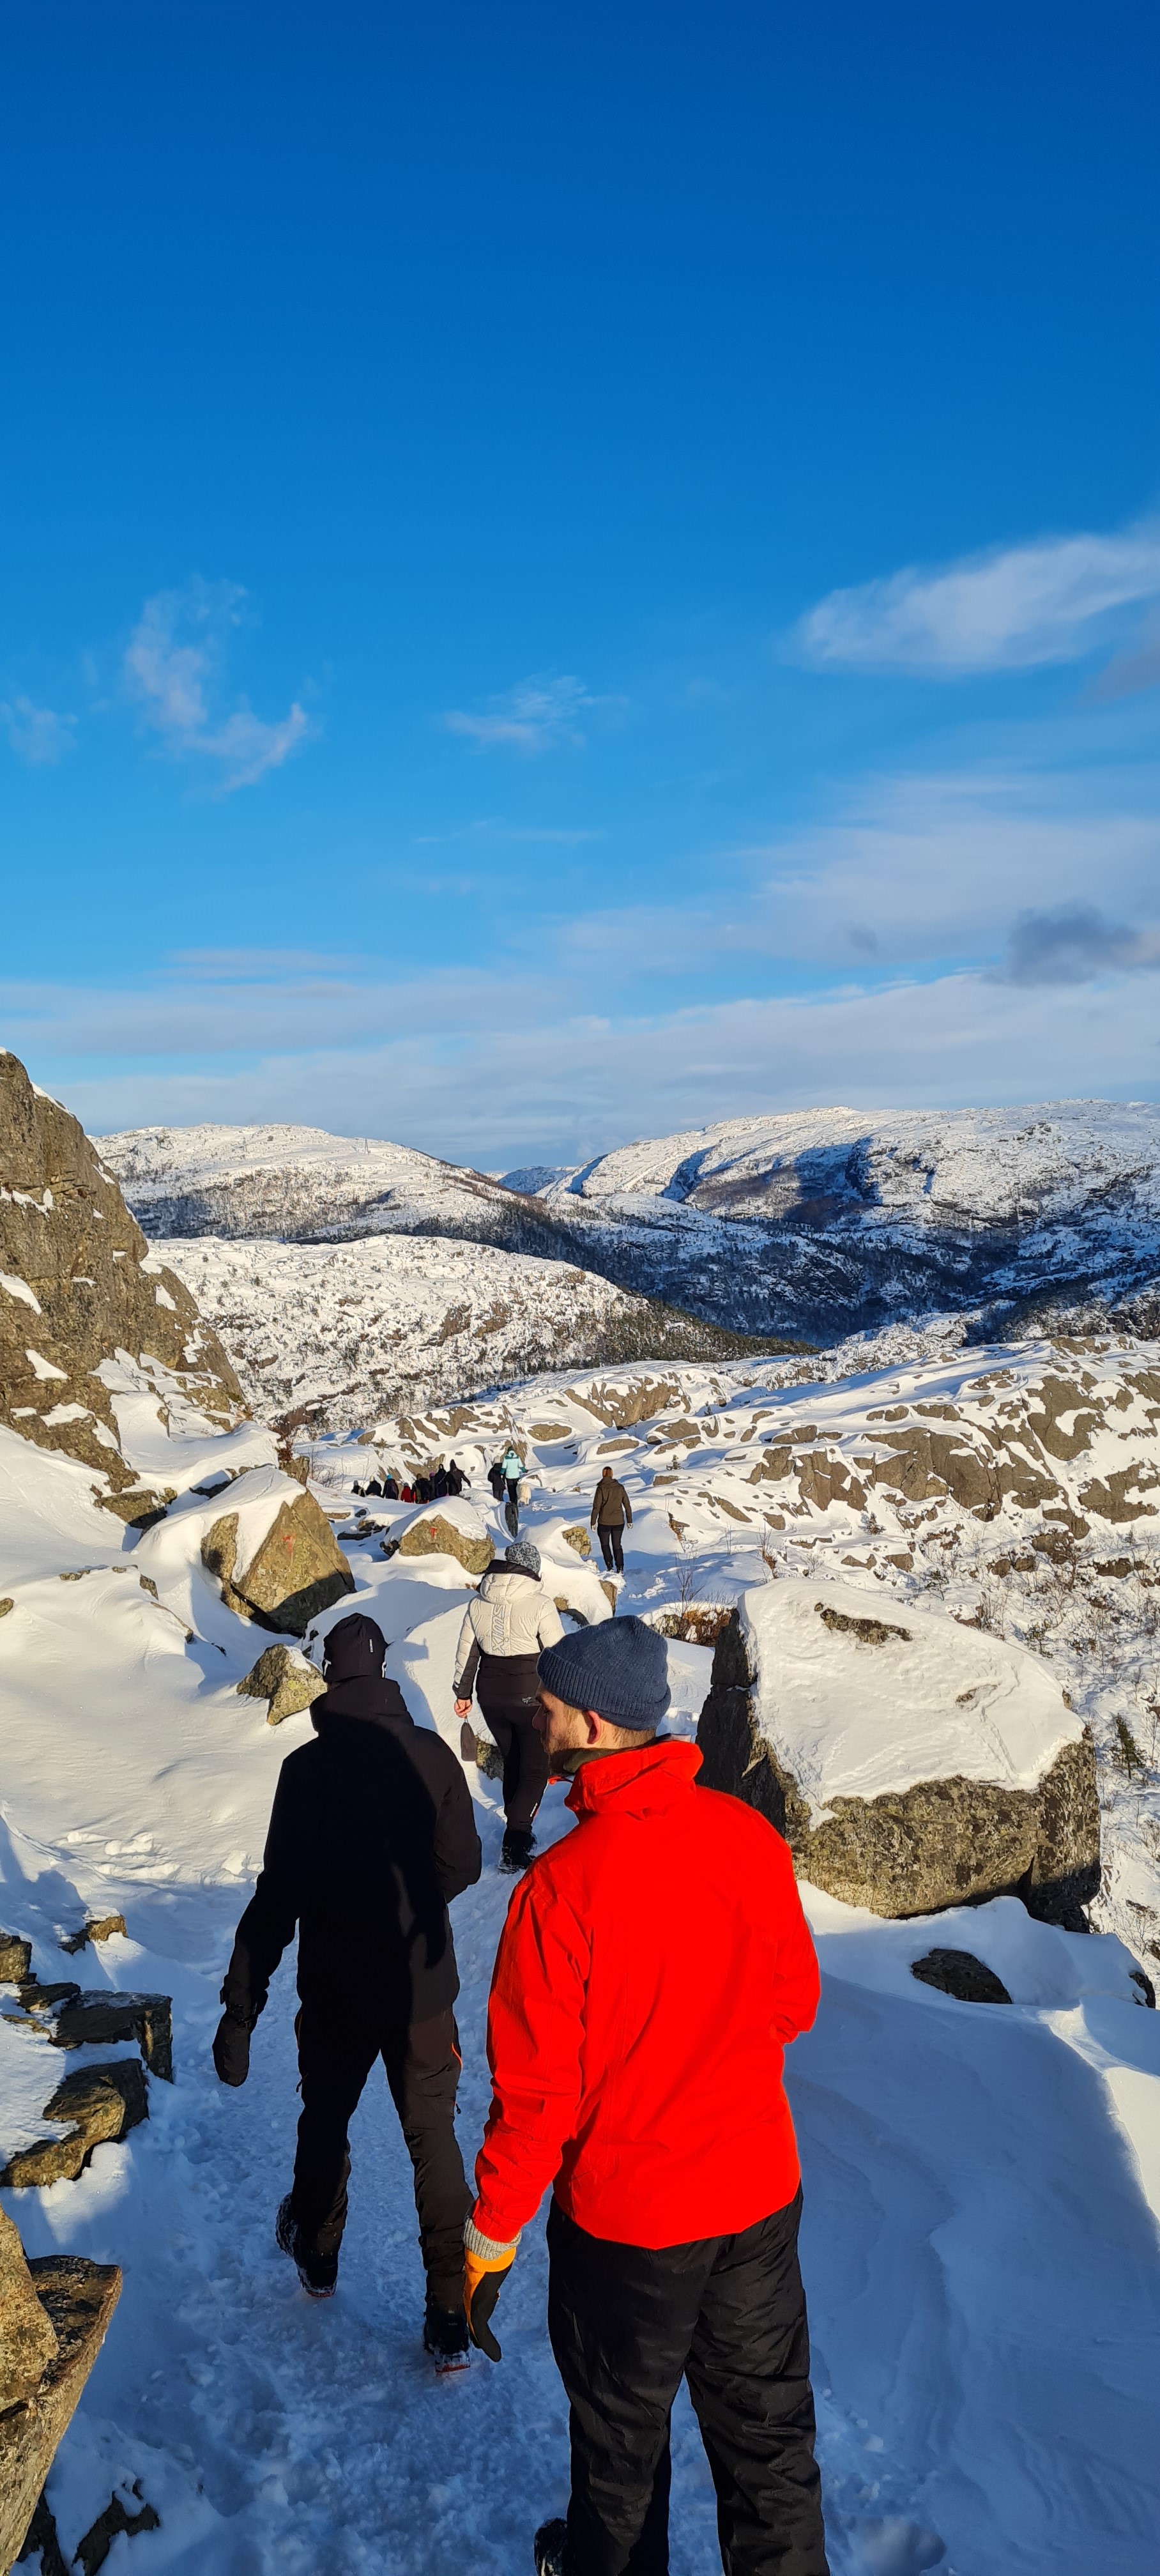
597, 1522, 625, 1572
505, 1477, 521, 1535
478, 1652, 549, 1832
291, 2004, 469, 2310
546, 2193, 828, 2576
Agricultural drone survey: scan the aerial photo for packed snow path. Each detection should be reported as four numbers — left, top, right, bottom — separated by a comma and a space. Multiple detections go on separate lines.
11, 1797, 1160, 2576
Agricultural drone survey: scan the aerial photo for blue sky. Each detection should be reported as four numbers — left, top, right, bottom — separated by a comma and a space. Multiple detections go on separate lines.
3, 1, 1160, 1165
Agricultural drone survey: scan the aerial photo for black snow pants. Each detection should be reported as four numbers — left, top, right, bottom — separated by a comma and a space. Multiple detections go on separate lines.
546, 2191, 829, 2576
504, 1476, 521, 1535
596, 1522, 625, 1574
291, 2002, 470, 2310
478, 1651, 550, 1833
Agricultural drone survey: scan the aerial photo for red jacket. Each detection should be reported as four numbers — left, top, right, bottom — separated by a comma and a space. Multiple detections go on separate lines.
472, 1738, 820, 2250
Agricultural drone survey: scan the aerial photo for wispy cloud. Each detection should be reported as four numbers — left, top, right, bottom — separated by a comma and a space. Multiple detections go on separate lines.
1, 694, 77, 765
445, 674, 595, 753
123, 579, 315, 790
795, 520, 1160, 678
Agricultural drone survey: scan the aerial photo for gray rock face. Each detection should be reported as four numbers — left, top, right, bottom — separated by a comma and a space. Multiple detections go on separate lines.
696, 1606, 1100, 1926
8, 1986, 174, 2083
0, 1050, 245, 1496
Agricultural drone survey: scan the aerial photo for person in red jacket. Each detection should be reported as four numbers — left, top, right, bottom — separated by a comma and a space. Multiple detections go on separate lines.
462, 1615, 828, 2576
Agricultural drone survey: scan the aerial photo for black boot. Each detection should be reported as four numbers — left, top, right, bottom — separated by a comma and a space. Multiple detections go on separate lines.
500, 1826, 533, 1874
533, 2519, 567, 2576
423, 2287, 471, 2373
275, 2193, 339, 2299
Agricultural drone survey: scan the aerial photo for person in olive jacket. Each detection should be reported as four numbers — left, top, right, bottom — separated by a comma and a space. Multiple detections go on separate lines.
211, 1613, 482, 2364
590, 1463, 633, 1574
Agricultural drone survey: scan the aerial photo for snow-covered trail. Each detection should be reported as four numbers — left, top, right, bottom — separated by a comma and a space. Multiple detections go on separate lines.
15, 1802, 1160, 2576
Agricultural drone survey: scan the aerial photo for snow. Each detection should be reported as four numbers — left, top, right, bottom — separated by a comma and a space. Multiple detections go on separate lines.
2, 1324, 1160, 2571
740, 1578, 1080, 1816
1, 1269, 42, 1312
150, 1232, 684, 1430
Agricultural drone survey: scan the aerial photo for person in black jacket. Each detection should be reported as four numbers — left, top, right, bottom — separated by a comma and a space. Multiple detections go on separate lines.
211, 1613, 482, 2363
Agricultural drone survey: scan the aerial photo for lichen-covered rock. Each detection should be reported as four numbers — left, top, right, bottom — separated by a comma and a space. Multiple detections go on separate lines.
697, 1581, 1099, 1924
562, 1525, 592, 1558
0, 2207, 58, 2410
0, 2062, 148, 2188
236, 1642, 327, 1726
202, 1489, 355, 1635
0, 1048, 245, 1489
0, 2256, 121, 2576
0, 1931, 33, 1983
395, 1504, 492, 1575
43, 1989, 173, 2082
59, 1915, 127, 1956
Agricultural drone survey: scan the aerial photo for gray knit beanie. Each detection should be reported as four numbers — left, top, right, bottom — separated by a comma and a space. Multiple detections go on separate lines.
537, 1615, 669, 1729
505, 1539, 542, 1578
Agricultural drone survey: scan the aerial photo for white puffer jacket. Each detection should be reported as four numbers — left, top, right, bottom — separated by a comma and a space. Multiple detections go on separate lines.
453, 1567, 564, 1689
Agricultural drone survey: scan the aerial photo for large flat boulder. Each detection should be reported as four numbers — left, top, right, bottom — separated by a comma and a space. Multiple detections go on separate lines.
697, 1577, 1099, 1924
394, 1499, 492, 1576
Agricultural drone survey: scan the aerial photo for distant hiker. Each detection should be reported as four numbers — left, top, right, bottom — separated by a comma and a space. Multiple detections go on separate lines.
431, 1462, 450, 1500
487, 1460, 505, 1501
400, 1481, 415, 1503
415, 1473, 432, 1505
590, 1464, 632, 1574
462, 1616, 828, 2576
499, 1443, 525, 1535
445, 1457, 468, 1497
453, 1539, 564, 1873
383, 1472, 400, 1501
212, 1612, 482, 2371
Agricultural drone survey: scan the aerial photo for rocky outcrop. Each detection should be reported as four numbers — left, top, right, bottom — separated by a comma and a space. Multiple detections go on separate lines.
237, 1641, 328, 1724
202, 1489, 355, 1636
0, 1051, 245, 1497
0, 1933, 33, 1983
8, 1984, 173, 2083
59, 1915, 126, 1956
1, 2063, 148, 2189
0, 2247, 121, 2576
697, 1586, 1100, 1925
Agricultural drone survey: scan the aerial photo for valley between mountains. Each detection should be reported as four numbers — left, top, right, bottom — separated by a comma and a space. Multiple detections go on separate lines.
3, 1056, 1160, 2576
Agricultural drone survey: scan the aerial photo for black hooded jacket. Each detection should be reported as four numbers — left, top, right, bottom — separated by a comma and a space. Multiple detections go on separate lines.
220, 1614, 482, 2030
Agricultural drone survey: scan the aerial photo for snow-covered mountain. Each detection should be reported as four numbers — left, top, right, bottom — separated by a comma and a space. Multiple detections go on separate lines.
103, 1103, 1160, 1343
157, 1232, 777, 1433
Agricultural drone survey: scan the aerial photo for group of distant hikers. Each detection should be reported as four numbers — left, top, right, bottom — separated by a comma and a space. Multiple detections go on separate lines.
214, 1462, 829, 2575
354, 1455, 469, 1506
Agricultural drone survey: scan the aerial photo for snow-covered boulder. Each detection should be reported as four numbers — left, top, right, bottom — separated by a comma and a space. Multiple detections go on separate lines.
697, 1577, 1099, 1924
197, 1466, 355, 1635
393, 1497, 492, 1575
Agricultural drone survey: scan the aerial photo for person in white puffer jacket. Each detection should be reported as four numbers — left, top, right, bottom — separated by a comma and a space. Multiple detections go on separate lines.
453, 1541, 565, 1872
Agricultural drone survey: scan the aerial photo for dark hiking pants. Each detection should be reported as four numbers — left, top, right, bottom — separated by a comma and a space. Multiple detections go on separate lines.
504, 1477, 521, 1535
291, 2004, 469, 2310
478, 1652, 549, 1832
596, 1522, 625, 1574
546, 2192, 828, 2576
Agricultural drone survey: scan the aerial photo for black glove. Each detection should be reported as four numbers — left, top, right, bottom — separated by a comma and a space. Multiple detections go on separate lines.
212, 2011, 251, 2087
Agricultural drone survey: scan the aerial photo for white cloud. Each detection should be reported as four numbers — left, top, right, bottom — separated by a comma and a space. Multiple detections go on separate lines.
445, 675, 595, 753
795, 521, 1160, 677
123, 579, 316, 790
1, 695, 77, 765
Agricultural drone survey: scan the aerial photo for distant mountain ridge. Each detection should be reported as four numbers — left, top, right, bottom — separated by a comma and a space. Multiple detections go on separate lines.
102, 1101, 1160, 1342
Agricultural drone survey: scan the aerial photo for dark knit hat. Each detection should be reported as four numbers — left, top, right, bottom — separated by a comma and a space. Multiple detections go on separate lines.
505, 1539, 542, 1578
537, 1615, 669, 1729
